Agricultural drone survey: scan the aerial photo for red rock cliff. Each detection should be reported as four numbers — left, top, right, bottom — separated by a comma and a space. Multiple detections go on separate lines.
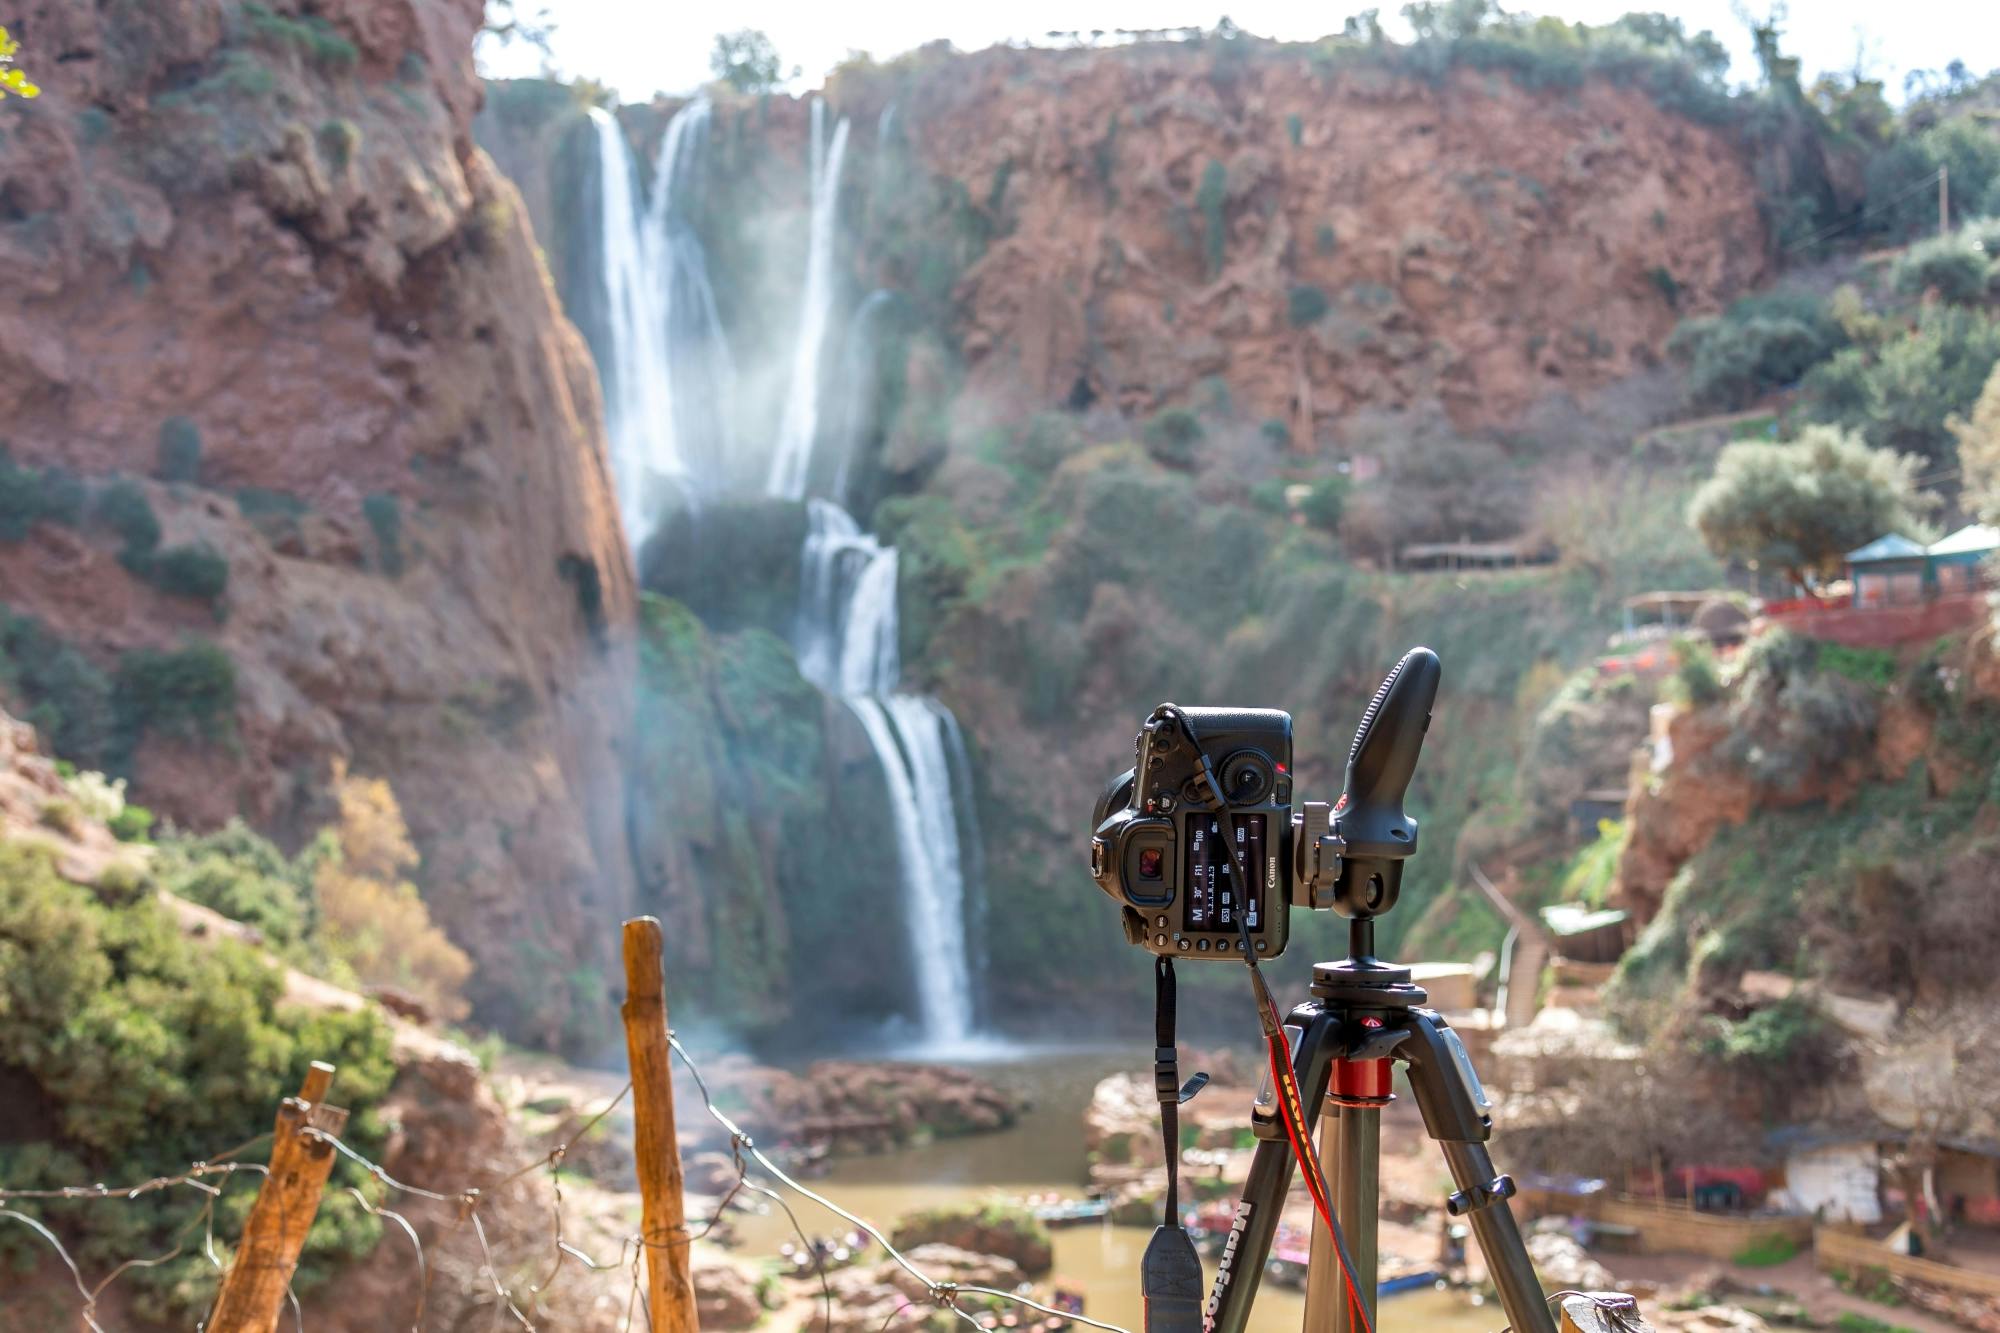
0, 0, 635, 1045
881, 45, 1769, 434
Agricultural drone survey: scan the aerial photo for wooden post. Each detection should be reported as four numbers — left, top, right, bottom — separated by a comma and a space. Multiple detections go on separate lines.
622, 916, 699, 1333
209, 1062, 348, 1333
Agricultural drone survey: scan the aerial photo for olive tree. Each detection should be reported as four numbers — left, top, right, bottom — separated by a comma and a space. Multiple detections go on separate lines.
1687, 424, 1927, 589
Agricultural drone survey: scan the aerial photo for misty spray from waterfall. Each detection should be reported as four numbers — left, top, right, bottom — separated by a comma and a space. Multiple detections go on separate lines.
589, 96, 985, 1050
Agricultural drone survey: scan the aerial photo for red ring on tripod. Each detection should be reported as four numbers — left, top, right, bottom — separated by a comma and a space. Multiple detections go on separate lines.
1330, 1057, 1392, 1105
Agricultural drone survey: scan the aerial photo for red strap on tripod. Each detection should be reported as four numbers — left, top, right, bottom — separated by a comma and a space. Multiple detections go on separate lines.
1266, 1025, 1375, 1333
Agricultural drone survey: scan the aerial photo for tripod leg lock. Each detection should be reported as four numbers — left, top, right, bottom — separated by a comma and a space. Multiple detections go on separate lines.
1446, 1172, 1517, 1217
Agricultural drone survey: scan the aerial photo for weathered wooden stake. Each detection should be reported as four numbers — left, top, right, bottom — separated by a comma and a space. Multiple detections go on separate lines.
208, 1062, 348, 1333
622, 916, 700, 1333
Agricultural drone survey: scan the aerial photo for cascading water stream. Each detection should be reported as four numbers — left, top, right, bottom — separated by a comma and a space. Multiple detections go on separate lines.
796, 501, 980, 1050
584, 90, 984, 1048
589, 101, 734, 549
765, 98, 851, 501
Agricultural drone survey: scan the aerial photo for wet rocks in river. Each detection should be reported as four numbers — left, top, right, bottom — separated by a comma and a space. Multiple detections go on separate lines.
891, 1203, 1053, 1276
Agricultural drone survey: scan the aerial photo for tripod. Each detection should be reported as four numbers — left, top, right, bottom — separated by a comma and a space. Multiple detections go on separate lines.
1202, 915, 1554, 1333
1120, 649, 1568, 1332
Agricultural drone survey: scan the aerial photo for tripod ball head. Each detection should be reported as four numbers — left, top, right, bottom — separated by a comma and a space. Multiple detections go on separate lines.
1329, 646, 1440, 920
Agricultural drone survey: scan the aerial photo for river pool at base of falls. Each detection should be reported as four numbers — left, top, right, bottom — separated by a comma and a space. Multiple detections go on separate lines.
723, 1049, 1505, 1332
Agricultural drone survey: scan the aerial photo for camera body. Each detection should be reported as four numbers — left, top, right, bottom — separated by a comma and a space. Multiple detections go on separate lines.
1090, 707, 1295, 962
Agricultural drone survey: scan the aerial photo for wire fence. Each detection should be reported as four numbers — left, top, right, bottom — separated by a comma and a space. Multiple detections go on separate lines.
0, 933, 1136, 1333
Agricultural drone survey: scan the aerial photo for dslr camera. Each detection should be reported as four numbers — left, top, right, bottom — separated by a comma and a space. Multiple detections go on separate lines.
1088, 649, 1439, 961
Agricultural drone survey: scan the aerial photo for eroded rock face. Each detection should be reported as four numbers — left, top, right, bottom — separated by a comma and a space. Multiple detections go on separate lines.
885, 48, 1767, 435
0, 0, 635, 1046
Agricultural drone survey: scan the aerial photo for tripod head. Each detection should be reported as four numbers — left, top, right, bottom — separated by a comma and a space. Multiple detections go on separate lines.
1294, 647, 1441, 922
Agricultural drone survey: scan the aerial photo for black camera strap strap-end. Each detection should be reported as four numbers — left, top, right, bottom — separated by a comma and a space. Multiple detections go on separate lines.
1144, 956, 1206, 1333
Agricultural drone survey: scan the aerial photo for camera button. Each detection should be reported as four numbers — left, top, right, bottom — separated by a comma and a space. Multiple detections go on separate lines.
1155, 915, 1168, 928
1155, 934, 1168, 948
1178, 938, 1191, 950
1255, 940, 1268, 953
1196, 939, 1210, 951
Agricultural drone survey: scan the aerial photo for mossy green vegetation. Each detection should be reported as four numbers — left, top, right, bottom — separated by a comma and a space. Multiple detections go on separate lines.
628, 594, 906, 1035
0, 840, 395, 1321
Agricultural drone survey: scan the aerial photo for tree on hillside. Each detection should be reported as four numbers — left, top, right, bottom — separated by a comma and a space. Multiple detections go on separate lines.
312, 759, 473, 1020
711, 29, 788, 94
1687, 424, 1928, 589
1950, 359, 2000, 524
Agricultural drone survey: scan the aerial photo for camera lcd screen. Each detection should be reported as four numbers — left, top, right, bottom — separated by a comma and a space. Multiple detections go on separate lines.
1184, 814, 1266, 934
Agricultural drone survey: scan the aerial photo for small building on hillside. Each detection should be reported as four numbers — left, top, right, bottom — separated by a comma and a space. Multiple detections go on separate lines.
1770, 1126, 1887, 1225
1927, 524, 2000, 596
1843, 526, 1999, 606
1845, 533, 1931, 608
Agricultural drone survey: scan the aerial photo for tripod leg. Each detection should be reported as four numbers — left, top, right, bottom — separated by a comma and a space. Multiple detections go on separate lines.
1204, 1007, 1340, 1333
1305, 1105, 1379, 1333
1399, 1010, 1557, 1333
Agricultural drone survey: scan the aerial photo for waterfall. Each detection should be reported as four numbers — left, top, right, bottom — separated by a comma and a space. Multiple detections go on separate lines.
766, 99, 852, 501
796, 500, 979, 1049
825, 290, 896, 503
589, 101, 733, 548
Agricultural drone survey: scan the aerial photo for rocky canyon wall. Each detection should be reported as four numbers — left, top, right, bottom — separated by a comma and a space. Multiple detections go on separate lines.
0, 0, 635, 1047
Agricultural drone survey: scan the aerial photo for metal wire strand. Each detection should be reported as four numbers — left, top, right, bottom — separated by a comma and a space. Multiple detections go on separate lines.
668, 1034, 1136, 1333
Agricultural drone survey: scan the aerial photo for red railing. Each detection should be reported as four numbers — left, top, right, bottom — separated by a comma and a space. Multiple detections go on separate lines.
1763, 592, 1990, 648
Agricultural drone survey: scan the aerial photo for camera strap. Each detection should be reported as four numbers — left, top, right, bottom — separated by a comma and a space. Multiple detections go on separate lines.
1142, 956, 1207, 1332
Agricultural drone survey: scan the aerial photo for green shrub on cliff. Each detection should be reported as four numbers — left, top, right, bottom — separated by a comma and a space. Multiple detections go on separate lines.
242, 2, 358, 68
156, 416, 202, 483
0, 840, 394, 1320
0, 607, 116, 767
1667, 289, 1847, 411
113, 640, 237, 744
1891, 232, 1996, 305
1142, 407, 1205, 467
148, 542, 230, 603
1800, 304, 2000, 469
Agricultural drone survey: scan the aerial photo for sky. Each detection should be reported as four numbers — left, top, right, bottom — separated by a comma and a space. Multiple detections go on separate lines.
476, 1, 1999, 106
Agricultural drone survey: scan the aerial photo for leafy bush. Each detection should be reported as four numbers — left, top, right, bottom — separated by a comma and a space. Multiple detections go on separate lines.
113, 640, 237, 743
1891, 232, 1995, 304
91, 478, 161, 571
1287, 283, 1330, 327
1296, 475, 1349, 535
1259, 417, 1292, 448
1141, 407, 1205, 468
0, 606, 116, 766
0, 840, 395, 1319
147, 542, 229, 602
156, 416, 202, 483
108, 803, 154, 841
0, 451, 84, 540
242, 2, 359, 67
1667, 635, 1724, 706
155, 820, 314, 949
1801, 304, 2000, 468
1668, 289, 1847, 411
